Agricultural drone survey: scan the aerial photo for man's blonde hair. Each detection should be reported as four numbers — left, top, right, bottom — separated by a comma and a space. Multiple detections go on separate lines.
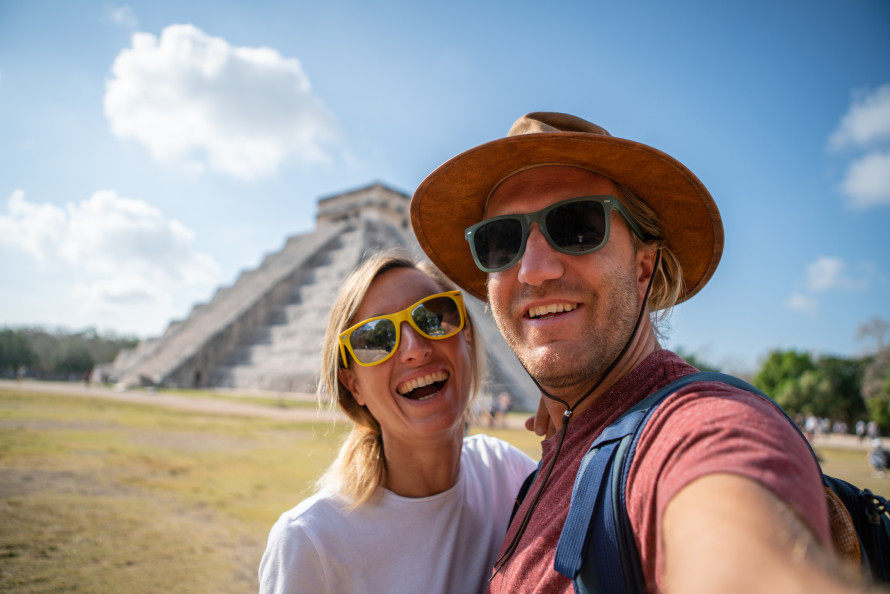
615, 183, 685, 318
316, 247, 483, 506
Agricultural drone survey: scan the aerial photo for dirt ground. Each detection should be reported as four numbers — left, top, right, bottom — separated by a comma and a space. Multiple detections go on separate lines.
0, 378, 544, 432
1, 379, 880, 447
0, 378, 341, 423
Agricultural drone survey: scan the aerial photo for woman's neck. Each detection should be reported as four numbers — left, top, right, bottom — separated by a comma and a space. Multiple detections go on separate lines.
381, 429, 464, 498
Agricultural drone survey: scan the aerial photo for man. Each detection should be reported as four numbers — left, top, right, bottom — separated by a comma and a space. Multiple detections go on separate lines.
410, 113, 858, 592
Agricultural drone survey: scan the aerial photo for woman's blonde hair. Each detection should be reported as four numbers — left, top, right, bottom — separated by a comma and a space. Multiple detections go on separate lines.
316, 247, 483, 506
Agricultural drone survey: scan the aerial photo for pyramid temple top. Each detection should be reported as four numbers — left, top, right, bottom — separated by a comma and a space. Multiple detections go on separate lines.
316, 183, 410, 230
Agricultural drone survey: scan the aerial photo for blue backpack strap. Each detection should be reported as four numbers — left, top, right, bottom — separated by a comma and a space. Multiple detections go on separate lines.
553, 409, 649, 592
555, 371, 753, 593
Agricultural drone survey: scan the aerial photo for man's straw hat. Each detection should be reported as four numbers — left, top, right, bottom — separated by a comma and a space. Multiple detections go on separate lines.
410, 112, 724, 303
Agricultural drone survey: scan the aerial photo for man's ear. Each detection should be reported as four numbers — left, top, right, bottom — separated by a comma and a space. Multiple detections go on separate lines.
636, 245, 658, 303
338, 368, 364, 406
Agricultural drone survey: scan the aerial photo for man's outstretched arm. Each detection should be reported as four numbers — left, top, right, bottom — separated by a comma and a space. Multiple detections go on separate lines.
662, 473, 864, 594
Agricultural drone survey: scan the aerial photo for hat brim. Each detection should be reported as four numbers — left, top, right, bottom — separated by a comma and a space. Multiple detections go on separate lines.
411, 132, 723, 304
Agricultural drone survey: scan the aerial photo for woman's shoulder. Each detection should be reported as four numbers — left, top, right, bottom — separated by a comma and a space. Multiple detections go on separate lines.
270, 491, 348, 536
462, 431, 516, 454
462, 433, 536, 472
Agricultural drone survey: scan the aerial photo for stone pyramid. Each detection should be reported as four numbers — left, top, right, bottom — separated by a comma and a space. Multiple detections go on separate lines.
110, 183, 538, 410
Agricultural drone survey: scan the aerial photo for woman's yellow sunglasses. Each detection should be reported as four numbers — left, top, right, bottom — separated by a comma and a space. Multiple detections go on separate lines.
338, 290, 466, 367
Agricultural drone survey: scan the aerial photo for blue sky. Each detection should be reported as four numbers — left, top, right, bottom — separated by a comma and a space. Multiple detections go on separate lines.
1, 0, 888, 373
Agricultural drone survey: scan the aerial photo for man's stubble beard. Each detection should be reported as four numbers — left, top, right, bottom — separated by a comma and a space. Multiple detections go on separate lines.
491, 264, 640, 393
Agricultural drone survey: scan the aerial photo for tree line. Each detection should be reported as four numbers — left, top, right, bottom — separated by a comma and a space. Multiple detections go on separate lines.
0, 327, 138, 381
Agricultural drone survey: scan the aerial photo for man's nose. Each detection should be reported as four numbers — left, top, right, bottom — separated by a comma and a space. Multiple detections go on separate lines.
516, 223, 565, 285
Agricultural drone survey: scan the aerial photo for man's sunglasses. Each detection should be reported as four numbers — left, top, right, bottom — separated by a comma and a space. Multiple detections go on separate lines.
464, 195, 648, 273
339, 290, 466, 367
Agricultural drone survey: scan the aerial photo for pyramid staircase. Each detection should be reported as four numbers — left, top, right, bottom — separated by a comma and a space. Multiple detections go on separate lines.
110, 183, 537, 409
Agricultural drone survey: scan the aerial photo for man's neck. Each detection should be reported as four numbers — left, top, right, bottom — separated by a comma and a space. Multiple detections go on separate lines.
542, 326, 660, 427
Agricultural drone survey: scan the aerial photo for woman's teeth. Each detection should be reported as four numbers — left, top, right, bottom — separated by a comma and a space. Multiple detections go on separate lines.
528, 303, 578, 318
398, 370, 448, 397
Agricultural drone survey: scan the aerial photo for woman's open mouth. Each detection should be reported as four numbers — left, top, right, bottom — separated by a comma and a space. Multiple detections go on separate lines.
397, 370, 448, 401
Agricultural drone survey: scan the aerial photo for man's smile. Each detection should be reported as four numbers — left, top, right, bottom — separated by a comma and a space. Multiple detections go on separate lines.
527, 302, 579, 319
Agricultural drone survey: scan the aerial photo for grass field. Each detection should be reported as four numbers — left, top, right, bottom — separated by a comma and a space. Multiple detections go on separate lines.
1, 385, 886, 593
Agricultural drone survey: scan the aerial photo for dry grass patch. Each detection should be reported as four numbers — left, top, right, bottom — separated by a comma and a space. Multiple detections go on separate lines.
1, 386, 886, 593
0, 387, 346, 593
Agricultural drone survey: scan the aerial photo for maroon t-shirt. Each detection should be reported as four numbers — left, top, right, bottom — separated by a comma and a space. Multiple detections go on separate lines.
487, 350, 830, 593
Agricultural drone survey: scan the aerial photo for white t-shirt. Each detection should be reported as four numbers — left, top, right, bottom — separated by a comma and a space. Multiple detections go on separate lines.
259, 433, 537, 594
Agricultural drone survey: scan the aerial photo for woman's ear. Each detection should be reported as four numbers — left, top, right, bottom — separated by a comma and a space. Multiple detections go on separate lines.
338, 368, 365, 406
463, 321, 473, 346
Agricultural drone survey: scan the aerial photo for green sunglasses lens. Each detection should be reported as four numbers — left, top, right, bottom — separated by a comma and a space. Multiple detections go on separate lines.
472, 218, 524, 270
546, 200, 607, 253
349, 318, 397, 364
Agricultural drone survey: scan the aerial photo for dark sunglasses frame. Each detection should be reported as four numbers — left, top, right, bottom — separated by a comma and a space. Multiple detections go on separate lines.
338, 290, 466, 368
464, 195, 648, 273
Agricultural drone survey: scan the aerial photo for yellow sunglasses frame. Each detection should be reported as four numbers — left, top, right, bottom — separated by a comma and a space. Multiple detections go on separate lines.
338, 290, 466, 368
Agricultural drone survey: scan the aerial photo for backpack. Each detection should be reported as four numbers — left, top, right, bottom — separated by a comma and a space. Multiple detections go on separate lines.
546, 371, 890, 593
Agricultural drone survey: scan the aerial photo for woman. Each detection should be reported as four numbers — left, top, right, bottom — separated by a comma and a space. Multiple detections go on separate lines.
259, 248, 537, 593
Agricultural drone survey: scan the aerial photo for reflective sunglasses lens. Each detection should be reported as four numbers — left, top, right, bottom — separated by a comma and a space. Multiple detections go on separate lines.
546, 200, 607, 253
412, 296, 461, 337
349, 319, 397, 364
474, 218, 523, 270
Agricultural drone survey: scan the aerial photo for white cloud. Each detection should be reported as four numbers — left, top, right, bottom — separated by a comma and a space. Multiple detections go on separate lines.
72, 276, 167, 306
784, 293, 819, 316
105, 5, 138, 29
104, 24, 341, 180
840, 150, 890, 208
0, 190, 67, 261
829, 83, 890, 150
58, 190, 220, 284
786, 256, 872, 316
829, 83, 890, 209
805, 256, 867, 292
0, 190, 221, 323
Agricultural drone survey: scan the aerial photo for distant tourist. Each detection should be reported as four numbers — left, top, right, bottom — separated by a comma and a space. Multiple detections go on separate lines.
857, 420, 867, 443
868, 438, 890, 476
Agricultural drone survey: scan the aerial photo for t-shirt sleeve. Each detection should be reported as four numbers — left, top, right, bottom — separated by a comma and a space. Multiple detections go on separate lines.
465, 433, 537, 485
503, 441, 540, 485
625, 382, 830, 589
259, 515, 329, 594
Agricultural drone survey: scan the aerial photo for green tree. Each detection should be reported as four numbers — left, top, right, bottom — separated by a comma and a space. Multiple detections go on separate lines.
774, 368, 830, 416
10, 326, 137, 379
753, 350, 815, 397
862, 347, 890, 430
774, 359, 866, 423
48, 341, 94, 375
816, 356, 867, 423
754, 350, 866, 423
0, 329, 38, 374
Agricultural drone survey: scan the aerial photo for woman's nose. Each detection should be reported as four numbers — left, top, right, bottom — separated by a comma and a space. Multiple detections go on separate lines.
397, 323, 432, 362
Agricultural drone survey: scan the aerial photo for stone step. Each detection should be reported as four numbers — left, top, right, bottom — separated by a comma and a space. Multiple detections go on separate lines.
210, 366, 318, 393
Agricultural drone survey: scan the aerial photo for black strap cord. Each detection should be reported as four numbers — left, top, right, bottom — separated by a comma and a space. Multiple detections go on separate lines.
490, 250, 662, 582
